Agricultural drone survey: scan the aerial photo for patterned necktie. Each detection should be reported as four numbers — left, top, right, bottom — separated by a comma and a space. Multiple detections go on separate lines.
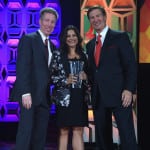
95, 34, 102, 66
45, 38, 49, 62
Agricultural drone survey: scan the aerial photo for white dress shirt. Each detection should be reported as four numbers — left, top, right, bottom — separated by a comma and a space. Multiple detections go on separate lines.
96, 25, 109, 45
38, 29, 52, 66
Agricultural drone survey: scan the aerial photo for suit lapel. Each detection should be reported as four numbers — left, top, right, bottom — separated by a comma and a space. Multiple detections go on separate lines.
88, 29, 115, 68
36, 31, 48, 65
50, 41, 55, 53
102, 29, 113, 49
99, 29, 114, 63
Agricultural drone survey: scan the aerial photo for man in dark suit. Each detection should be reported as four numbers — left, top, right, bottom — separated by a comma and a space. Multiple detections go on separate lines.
86, 6, 137, 150
11, 7, 58, 150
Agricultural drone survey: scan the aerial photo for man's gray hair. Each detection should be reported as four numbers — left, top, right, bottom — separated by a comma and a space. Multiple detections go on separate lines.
40, 7, 58, 20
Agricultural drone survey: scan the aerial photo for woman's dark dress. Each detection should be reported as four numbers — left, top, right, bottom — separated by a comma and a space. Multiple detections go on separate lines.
50, 50, 88, 127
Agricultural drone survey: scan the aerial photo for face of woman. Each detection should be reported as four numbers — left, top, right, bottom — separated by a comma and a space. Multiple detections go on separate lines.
66, 29, 78, 49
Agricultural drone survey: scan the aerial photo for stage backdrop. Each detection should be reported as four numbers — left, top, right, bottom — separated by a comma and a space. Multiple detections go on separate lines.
139, 0, 150, 63
138, 0, 150, 149
0, 0, 61, 122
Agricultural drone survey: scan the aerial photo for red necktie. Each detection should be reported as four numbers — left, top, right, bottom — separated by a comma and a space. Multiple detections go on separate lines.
45, 38, 49, 62
95, 34, 102, 66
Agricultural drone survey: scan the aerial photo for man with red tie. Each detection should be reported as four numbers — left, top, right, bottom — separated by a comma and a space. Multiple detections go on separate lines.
86, 6, 137, 150
11, 7, 58, 150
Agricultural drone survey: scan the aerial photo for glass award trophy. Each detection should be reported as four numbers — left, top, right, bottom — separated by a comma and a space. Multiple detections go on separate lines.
69, 60, 84, 88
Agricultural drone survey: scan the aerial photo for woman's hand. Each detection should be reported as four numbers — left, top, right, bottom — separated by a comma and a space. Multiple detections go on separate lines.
79, 71, 87, 80
66, 74, 78, 84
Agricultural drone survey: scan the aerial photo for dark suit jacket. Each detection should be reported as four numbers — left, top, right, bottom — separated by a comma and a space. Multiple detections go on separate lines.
11, 31, 56, 106
86, 28, 137, 107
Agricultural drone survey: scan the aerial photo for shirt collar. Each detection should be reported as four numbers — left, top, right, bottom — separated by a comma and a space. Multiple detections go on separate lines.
38, 29, 49, 43
96, 25, 109, 38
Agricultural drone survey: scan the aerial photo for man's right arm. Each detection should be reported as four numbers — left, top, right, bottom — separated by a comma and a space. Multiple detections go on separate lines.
16, 35, 33, 95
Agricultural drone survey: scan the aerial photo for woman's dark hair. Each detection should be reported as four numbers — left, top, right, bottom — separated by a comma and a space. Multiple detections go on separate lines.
60, 25, 83, 55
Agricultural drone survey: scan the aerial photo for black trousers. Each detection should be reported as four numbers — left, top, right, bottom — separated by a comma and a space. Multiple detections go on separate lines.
94, 104, 113, 150
94, 102, 137, 150
15, 103, 50, 150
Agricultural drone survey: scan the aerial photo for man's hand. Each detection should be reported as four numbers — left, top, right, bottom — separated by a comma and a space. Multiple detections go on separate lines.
122, 90, 132, 107
22, 95, 32, 109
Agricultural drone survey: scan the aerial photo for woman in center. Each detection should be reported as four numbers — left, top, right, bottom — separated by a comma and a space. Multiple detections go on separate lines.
50, 25, 89, 150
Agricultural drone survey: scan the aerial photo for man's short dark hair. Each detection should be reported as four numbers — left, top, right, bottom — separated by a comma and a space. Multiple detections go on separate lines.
40, 7, 58, 20
87, 6, 106, 19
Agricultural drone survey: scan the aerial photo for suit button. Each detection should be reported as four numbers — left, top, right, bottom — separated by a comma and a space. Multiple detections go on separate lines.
96, 70, 98, 73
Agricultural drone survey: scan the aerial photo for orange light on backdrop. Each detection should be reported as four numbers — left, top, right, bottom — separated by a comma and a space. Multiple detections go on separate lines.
139, 0, 150, 63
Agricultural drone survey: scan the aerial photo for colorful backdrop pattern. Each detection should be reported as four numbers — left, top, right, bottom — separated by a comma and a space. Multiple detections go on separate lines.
139, 0, 150, 63
0, 0, 61, 122
80, 0, 137, 53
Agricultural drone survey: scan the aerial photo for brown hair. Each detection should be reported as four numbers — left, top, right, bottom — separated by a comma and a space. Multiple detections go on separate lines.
40, 7, 58, 20
87, 6, 106, 19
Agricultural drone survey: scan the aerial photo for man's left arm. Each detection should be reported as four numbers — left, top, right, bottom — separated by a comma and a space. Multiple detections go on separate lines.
118, 32, 137, 107
119, 32, 137, 93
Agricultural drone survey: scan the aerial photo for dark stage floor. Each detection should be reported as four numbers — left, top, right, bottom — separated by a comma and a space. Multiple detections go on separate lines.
0, 142, 121, 150
0, 114, 121, 150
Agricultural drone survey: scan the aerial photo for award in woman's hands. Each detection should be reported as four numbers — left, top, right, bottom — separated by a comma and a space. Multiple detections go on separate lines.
69, 61, 84, 88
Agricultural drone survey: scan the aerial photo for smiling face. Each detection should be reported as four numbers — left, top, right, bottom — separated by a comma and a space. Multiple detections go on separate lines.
66, 29, 78, 49
39, 12, 57, 36
88, 8, 106, 33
